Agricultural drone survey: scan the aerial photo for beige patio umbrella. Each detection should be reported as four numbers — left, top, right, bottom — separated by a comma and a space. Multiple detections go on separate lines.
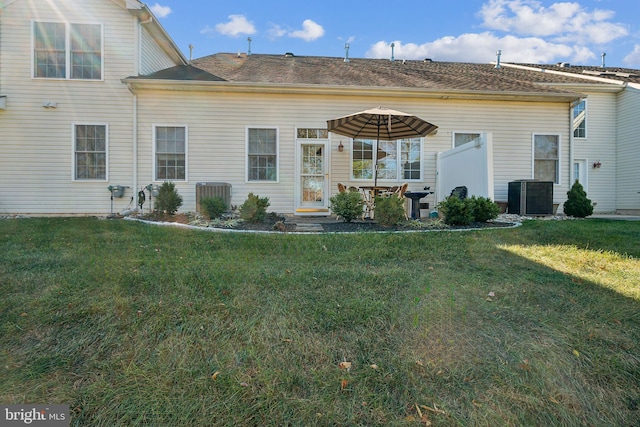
327, 106, 438, 185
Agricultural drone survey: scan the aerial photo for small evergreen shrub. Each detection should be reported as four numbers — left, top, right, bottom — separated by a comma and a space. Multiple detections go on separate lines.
438, 195, 474, 225
470, 196, 500, 222
329, 191, 364, 223
563, 181, 593, 218
200, 196, 227, 220
154, 182, 183, 215
374, 195, 406, 226
239, 193, 270, 223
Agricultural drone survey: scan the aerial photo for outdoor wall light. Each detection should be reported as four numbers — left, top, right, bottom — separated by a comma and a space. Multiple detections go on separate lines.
593, 160, 602, 168
338, 141, 344, 152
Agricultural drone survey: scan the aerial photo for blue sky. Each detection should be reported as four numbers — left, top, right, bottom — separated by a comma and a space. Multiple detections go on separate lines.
149, 0, 640, 68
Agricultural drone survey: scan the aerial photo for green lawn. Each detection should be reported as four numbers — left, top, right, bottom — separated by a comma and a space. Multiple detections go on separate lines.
1, 218, 639, 426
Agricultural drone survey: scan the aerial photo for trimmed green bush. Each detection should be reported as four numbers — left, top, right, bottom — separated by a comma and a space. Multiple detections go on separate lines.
200, 196, 227, 220
374, 195, 406, 226
329, 191, 364, 223
470, 196, 501, 222
564, 181, 593, 218
154, 182, 183, 215
239, 193, 270, 223
437, 196, 474, 225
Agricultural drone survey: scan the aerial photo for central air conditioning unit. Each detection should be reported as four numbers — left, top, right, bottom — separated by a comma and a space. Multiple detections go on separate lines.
195, 182, 231, 213
508, 180, 554, 215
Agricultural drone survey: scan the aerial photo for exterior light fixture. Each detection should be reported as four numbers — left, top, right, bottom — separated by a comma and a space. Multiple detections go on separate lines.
338, 141, 344, 152
593, 161, 602, 168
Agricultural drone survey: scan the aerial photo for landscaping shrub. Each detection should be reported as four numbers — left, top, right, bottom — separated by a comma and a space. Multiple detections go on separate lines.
374, 194, 406, 226
239, 193, 270, 222
329, 191, 364, 223
438, 195, 474, 225
154, 181, 183, 215
564, 181, 593, 218
470, 196, 501, 222
200, 196, 227, 220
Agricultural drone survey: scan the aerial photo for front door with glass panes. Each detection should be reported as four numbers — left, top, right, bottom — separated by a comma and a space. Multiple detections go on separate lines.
296, 128, 329, 214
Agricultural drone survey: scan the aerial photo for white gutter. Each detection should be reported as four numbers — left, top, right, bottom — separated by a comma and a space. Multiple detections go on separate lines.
121, 78, 584, 103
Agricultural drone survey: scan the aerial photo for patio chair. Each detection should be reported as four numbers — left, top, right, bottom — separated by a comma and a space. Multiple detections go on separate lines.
337, 183, 347, 193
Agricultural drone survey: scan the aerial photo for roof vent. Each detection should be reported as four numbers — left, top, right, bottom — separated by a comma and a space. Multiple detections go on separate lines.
495, 50, 501, 69
601, 52, 606, 68
423, 58, 433, 63
344, 43, 350, 63
558, 62, 571, 68
284, 52, 294, 57
390, 42, 395, 62
247, 37, 252, 56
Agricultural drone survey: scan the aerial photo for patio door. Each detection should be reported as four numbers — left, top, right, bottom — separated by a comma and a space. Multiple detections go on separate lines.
574, 159, 588, 192
296, 141, 329, 215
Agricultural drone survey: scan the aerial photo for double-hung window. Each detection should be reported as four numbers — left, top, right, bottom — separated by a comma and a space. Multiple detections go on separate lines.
352, 137, 422, 181
155, 126, 187, 181
247, 128, 278, 182
33, 21, 102, 80
533, 134, 560, 184
74, 124, 107, 180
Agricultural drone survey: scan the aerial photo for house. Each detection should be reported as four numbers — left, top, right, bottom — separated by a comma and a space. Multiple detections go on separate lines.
0, 0, 185, 215
2, 0, 639, 217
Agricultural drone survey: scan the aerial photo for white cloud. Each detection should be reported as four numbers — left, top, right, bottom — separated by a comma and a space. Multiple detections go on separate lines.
366, 32, 595, 64
479, 0, 628, 44
288, 19, 325, 42
267, 23, 287, 40
212, 15, 256, 37
150, 3, 171, 19
623, 44, 640, 67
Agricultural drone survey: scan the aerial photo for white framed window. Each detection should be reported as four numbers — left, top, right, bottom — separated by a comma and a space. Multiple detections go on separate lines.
572, 100, 586, 138
154, 125, 187, 181
74, 124, 107, 180
453, 132, 482, 148
33, 21, 103, 80
533, 134, 560, 184
247, 127, 278, 182
351, 137, 422, 181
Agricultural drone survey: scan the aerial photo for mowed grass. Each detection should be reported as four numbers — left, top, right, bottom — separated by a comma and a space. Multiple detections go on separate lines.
0, 217, 639, 426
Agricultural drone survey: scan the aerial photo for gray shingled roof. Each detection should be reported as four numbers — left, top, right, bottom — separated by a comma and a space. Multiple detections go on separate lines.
129, 53, 638, 97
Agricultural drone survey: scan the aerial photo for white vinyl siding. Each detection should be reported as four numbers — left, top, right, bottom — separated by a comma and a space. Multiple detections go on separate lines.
0, 0, 136, 215
33, 21, 103, 80
616, 88, 640, 211
139, 25, 179, 75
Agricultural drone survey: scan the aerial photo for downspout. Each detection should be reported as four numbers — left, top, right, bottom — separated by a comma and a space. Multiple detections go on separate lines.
569, 102, 574, 185
122, 82, 138, 216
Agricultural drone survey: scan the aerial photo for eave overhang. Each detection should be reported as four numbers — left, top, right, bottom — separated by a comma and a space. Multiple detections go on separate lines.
121, 78, 584, 103
124, 3, 187, 65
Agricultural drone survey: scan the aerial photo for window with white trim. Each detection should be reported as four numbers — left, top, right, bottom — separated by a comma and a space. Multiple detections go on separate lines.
351, 137, 422, 181
572, 100, 586, 138
74, 124, 107, 180
453, 132, 482, 148
33, 21, 102, 80
247, 128, 278, 181
155, 126, 186, 181
534, 134, 559, 184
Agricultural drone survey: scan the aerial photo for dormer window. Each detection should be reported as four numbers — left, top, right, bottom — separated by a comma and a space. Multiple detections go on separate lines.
33, 21, 102, 80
